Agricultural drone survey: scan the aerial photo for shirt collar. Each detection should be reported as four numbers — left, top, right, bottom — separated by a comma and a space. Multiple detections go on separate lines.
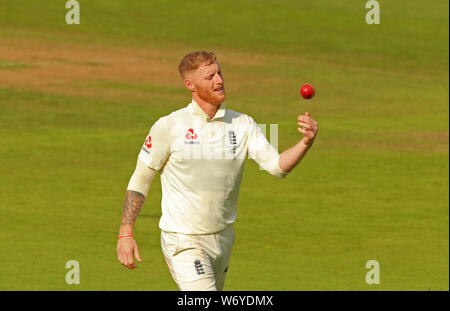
189, 99, 226, 120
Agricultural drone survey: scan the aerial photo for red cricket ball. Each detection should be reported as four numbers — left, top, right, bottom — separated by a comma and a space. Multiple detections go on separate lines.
300, 84, 315, 99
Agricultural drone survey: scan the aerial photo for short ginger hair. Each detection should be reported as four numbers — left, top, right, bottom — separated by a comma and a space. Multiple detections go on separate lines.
178, 51, 217, 79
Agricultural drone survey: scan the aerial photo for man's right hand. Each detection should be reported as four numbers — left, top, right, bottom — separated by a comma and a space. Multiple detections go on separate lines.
116, 236, 142, 269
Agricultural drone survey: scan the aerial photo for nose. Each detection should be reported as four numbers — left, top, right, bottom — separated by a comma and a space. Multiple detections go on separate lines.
214, 72, 223, 85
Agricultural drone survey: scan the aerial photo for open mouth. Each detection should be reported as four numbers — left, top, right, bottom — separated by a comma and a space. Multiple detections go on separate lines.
214, 87, 224, 93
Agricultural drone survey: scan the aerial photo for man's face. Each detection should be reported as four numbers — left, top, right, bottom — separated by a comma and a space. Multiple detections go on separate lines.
186, 62, 225, 105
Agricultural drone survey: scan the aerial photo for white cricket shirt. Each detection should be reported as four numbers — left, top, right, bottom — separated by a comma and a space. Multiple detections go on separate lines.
138, 99, 287, 234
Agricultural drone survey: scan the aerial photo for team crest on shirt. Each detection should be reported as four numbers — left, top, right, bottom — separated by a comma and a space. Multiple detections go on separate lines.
184, 128, 200, 144
194, 259, 205, 275
227, 130, 237, 155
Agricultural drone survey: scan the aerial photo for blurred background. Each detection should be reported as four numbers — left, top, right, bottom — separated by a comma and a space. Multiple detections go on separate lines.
0, 0, 448, 290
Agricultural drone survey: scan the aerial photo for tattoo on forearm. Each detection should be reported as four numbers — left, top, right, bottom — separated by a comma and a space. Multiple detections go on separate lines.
121, 190, 145, 227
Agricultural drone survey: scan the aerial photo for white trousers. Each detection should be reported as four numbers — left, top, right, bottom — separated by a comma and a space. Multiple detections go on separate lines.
161, 225, 235, 291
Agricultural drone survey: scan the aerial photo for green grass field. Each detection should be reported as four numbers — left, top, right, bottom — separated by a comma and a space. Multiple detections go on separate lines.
0, 0, 448, 290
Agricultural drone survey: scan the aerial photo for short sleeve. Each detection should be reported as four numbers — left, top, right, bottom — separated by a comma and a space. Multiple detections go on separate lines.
138, 117, 170, 171
247, 116, 288, 178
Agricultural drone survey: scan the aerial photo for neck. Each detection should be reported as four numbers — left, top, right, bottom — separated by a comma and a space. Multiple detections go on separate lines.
192, 94, 221, 119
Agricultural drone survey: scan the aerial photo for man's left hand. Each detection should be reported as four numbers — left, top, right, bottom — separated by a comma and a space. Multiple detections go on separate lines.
297, 112, 319, 147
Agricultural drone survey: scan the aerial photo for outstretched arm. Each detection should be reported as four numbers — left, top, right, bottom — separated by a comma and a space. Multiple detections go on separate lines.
279, 112, 318, 173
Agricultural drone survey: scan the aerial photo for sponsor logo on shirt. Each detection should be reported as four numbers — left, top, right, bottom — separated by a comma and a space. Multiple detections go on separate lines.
184, 128, 200, 144
145, 135, 152, 148
141, 135, 152, 153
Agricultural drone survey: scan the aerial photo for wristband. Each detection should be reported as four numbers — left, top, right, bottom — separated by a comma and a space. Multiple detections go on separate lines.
118, 233, 133, 239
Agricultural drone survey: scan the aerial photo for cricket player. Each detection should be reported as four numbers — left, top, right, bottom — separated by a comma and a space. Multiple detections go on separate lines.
116, 51, 319, 291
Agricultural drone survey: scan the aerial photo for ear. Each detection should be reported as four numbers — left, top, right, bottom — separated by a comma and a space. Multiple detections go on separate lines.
184, 78, 196, 92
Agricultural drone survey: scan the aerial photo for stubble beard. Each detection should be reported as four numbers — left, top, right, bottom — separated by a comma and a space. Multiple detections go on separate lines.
197, 87, 226, 106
